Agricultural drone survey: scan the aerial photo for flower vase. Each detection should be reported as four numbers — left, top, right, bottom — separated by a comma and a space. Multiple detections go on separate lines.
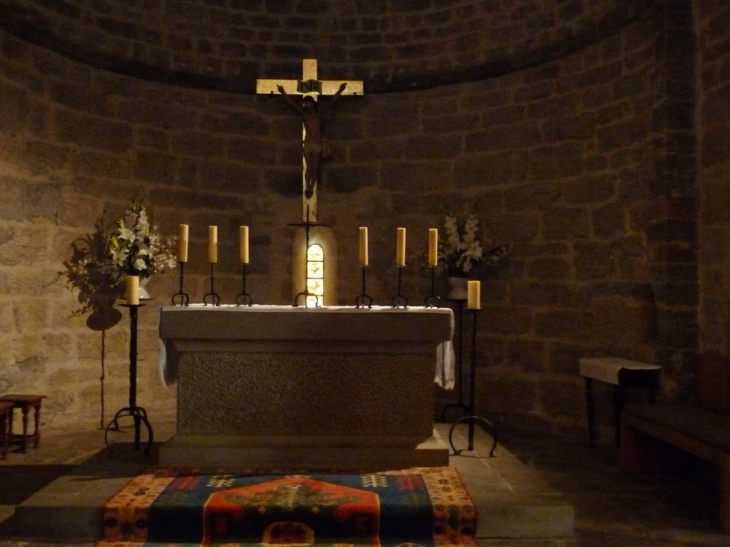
139, 276, 152, 300
447, 276, 469, 300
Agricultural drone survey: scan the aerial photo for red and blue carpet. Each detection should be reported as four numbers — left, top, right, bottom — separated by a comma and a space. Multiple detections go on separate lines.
100, 466, 477, 546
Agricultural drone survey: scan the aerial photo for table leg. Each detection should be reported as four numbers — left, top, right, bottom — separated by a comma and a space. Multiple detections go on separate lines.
20, 405, 29, 453
33, 402, 41, 448
0, 413, 7, 459
585, 377, 595, 449
614, 384, 626, 447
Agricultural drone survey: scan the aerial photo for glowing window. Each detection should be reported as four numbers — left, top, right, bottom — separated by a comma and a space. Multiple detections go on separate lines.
306, 244, 324, 307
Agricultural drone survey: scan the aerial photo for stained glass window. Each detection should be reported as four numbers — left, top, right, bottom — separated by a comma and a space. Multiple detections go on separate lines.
306, 244, 324, 307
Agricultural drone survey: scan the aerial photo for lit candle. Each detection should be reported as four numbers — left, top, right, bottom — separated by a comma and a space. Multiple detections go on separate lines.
428, 228, 438, 267
125, 275, 139, 306
208, 225, 218, 264
396, 227, 406, 266
467, 280, 481, 310
240, 225, 249, 264
178, 224, 189, 263
359, 227, 368, 266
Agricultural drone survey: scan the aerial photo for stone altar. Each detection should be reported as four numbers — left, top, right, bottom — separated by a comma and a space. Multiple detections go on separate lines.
158, 305, 453, 470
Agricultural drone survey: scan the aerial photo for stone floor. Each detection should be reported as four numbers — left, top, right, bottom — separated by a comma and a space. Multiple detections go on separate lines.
0, 420, 728, 546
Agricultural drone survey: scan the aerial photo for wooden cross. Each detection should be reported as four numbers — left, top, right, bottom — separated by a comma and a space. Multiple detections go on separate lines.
257, 59, 364, 222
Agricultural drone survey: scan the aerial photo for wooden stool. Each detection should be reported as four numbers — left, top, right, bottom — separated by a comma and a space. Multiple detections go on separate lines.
0, 401, 13, 458
0, 394, 46, 453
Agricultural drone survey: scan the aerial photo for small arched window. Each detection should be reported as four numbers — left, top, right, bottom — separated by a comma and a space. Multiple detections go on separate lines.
306, 244, 324, 307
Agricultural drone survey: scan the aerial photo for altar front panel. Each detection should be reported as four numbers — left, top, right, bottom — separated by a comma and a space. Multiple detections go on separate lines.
176, 351, 434, 440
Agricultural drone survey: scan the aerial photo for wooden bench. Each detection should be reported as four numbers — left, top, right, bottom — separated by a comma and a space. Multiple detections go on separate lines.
621, 403, 730, 533
579, 357, 662, 448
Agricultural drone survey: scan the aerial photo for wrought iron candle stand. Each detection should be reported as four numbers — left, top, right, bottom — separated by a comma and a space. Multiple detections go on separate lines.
424, 265, 440, 307
391, 265, 408, 308
448, 308, 498, 457
104, 303, 154, 454
203, 263, 221, 306
355, 265, 373, 308
171, 262, 189, 306
236, 263, 253, 306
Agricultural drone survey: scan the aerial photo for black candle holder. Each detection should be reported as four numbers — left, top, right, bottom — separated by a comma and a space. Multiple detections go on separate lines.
203, 263, 221, 306
448, 308, 498, 457
355, 265, 373, 308
424, 265, 440, 307
104, 303, 154, 454
294, 290, 320, 307
236, 263, 253, 306
171, 262, 189, 306
390, 265, 408, 308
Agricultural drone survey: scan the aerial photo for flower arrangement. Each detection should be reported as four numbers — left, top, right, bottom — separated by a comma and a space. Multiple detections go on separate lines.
439, 212, 511, 277
55, 215, 124, 328
108, 204, 177, 277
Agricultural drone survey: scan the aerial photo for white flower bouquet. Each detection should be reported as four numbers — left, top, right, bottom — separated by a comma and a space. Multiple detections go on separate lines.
109, 204, 177, 277
439, 213, 511, 277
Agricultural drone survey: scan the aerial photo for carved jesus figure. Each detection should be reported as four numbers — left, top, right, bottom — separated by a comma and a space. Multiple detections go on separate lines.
277, 82, 347, 199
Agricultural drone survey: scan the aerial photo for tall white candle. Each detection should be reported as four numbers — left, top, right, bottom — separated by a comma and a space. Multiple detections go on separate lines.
178, 224, 189, 263
240, 225, 249, 264
396, 227, 406, 266
208, 225, 218, 264
428, 228, 438, 267
359, 227, 368, 266
467, 280, 481, 310
125, 275, 139, 306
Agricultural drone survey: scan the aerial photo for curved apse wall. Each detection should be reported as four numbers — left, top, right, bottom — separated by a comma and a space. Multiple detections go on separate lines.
0, 0, 702, 440
2, 0, 652, 92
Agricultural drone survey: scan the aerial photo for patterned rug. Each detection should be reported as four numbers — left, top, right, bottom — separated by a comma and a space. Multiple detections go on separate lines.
100, 466, 477, 547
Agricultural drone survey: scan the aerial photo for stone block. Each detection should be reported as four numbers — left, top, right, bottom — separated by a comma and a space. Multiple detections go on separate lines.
527, 257, 571, 280
543, 208, 589, 240
534, 310, 593, 341
564, 174, 616, 204
528, 143, 584, 179
55, 110, 134, 152
326, 165, 378, 193
574, 241, 615, 280
503, 182, 561, 211
171, 131, 227, 158
591, 295, 656, 347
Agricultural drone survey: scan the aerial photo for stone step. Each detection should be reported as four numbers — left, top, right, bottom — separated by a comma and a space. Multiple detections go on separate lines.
10, 423, 574, 541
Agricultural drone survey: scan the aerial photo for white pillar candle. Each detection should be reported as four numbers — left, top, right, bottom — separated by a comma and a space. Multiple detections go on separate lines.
240, 225, 249, 264
125, 275, 140, 306
359, 227, 368, 266
178, 224, 189, 263
428, 228, 438, 267
467, 280, 481, 310
208, 225, 218, 264
396, 227, 406, 266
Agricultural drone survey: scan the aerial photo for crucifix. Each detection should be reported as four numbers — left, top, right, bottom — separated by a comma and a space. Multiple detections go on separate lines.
257, 59, 364, 222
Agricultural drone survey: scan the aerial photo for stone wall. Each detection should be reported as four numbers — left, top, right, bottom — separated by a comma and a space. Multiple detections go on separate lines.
697, 1, 730, 402
1, 0, 651, 92
0, 0, 710, 441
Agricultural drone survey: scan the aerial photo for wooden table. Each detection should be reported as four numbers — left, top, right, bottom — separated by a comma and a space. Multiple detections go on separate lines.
0, 394, 46, 453
579, 358, 661, 448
